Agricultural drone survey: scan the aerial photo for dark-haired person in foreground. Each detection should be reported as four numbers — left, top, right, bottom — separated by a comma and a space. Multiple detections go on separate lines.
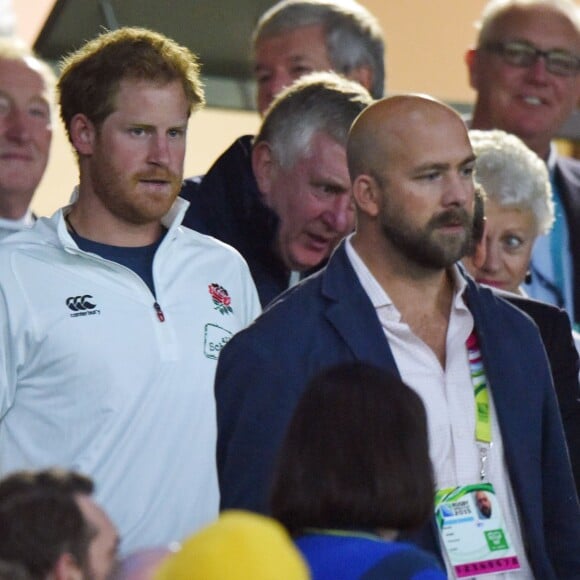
0, 469, 118, 580
215, 95, 580, 578
271, 362, 445, 580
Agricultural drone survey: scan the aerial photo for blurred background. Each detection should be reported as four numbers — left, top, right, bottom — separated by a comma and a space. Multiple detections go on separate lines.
4, 0, 579, 216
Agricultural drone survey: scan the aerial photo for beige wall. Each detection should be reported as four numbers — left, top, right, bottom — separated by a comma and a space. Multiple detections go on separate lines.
16, 0, 489, 216
364, 0, 487, 101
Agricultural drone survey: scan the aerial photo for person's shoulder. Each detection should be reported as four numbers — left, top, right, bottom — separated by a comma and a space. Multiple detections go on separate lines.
225, 270, 326, 344
500, 291, 568, 321
218, 135, 254, 162
265, 269, 326, 314
180, 135, 257, 234
0, 214, 60, 256
175, 225, 252, 267
180, 175, 203, 202
465, 275, 547, 337
0, 216, 63, 293
361, 541, 445, 579
196, 135, 254, 183
201, 135, 255, 189
464, 273, 519, 313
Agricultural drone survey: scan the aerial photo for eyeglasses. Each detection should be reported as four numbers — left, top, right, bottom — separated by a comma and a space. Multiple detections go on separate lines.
482, 41, 580, 77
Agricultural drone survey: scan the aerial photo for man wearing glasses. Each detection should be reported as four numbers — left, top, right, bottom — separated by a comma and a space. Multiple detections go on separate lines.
466, 0, 580, 328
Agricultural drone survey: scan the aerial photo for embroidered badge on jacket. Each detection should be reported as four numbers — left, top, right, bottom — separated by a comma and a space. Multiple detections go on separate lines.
208, 283, 233, 315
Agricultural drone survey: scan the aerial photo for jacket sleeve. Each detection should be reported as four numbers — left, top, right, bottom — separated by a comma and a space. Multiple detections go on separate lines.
539, 359, 580, 578
215, 329, 305, 514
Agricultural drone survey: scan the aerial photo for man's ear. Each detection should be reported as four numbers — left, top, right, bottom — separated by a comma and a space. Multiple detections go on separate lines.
51, 552, 83, 580
252, 141, 275, 201
465, 48, 480, 90
69, 113, 97, 157
346, 65, 375, 95
352, 174, 381, 218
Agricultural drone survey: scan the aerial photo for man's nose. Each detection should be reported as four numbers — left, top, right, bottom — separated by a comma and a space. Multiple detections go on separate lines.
4, 107, 32, 143
525, 56, 550, 84
147, 135, 170, 166
259, 69, 295, 113
321, 194, 356, 233
482, 238, 502, 272
442, 175, 472, 208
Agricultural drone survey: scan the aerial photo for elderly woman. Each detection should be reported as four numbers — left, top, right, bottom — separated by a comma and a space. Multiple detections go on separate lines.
463, 129, 554, 294
464, 131, 580, 496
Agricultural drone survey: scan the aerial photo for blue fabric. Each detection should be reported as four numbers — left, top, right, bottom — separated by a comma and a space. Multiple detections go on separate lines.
295, 534, 445, 580
548, 172, 567, 300
523, 169, 574, 318
215, 241, 580, 579
523, 155, 580, 327
71, 231, 165, 295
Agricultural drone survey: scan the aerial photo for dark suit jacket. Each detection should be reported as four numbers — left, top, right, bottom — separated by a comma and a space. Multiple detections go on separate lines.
504, 293, 580, 494
216, 242, 580, 579
553, 155, 580, 324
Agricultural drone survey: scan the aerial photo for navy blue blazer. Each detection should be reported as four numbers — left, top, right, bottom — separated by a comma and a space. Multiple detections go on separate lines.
216, 242, 580, 579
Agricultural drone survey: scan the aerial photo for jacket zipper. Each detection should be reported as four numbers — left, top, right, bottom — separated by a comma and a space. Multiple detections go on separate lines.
154, 302, 165, 323
64, 238, 168, 324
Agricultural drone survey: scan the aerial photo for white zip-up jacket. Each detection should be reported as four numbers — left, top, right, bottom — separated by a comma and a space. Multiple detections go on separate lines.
0, 197, 261, 554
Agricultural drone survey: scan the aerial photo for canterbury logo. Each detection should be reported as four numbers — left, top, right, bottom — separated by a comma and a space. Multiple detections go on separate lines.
66, 295, 96, 311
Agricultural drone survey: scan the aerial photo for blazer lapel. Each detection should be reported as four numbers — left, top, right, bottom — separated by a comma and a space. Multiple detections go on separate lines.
320, 242, 400, 376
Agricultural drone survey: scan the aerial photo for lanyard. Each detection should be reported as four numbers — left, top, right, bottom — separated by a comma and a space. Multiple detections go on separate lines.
466, 331, 493, 480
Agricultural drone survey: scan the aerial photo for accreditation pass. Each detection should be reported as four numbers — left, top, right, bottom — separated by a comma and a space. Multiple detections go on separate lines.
435, 483, 521, 577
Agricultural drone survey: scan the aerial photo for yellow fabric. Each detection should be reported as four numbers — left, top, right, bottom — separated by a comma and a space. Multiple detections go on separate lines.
154, 510, 309, 579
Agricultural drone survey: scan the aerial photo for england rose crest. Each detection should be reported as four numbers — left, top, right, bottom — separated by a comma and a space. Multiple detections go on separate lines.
208, 283, 233, 315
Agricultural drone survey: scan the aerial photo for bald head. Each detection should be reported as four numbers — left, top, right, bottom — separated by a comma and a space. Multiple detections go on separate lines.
347, 95, 476, 272
347, 95, 470, 184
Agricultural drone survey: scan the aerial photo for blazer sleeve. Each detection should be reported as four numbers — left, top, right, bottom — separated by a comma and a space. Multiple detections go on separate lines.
539, 362, 580, 578
215, 329, 307, 514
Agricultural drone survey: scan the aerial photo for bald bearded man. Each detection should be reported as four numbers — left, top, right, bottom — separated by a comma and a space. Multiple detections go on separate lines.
215, 95, 580, 579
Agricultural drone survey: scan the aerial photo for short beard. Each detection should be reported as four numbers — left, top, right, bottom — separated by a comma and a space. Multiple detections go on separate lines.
380, 206, 473, 270
479, 505, 492, 518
